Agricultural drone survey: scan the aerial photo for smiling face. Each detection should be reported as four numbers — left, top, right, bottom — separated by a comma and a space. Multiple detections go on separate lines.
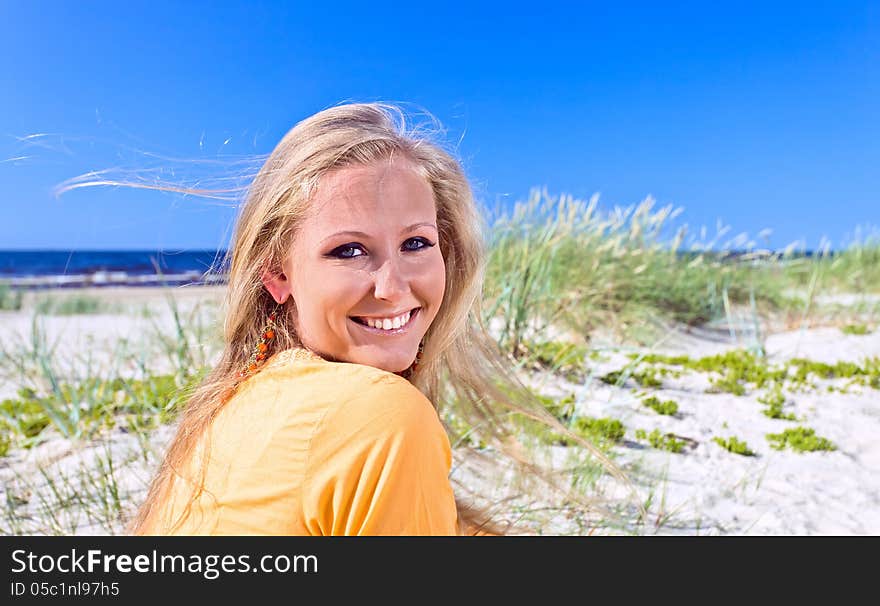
263, 156, 446, 374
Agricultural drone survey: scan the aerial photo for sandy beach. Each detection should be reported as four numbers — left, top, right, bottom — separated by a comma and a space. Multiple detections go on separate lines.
1, 285, 878, 535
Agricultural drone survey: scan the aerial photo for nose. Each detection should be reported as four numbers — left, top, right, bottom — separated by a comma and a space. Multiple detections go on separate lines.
372, 256, 409, 301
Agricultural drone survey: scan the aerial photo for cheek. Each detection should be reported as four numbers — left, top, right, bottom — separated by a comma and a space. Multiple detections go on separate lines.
289, 263, 367, 328
423, 252, 447, 305
303, 273, 367, 314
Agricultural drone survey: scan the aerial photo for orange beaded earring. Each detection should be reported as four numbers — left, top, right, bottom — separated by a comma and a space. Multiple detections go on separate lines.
238, 305, 281, 379
397, 339, 424, 380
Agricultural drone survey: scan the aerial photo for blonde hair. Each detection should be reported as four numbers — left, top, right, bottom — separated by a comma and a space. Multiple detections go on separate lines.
123, 102, 630, 535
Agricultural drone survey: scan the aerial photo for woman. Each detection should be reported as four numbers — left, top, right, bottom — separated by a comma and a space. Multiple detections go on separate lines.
128, 102, 620, 535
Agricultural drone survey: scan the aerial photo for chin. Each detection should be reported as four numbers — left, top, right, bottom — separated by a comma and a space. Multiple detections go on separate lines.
373, 358, 411, 375
358, 349, 412, 374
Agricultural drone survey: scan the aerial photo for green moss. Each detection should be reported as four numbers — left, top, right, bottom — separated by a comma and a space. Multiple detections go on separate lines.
757, 385, 785, 408
708, 375, 747, 395
571, 416, 626, 444
600, 366, 662, 388
761, 406, 796, 421
637, 367, 663, 388
536, 412, 626, 448
524, 339, 586, 364
616, 350, 880, 396
712, 435, 756, 456
789, 358, 874, 381
0, 388, 53, 439
634, 428, 687, 453
519, 339, 589, 382
697, 350, 786, 393
841, 323, 869, 335
622, 350, 786, 396
635, 350, 781, 385
642, 395, 679, 416
535, 392, 577, 421
633, 353, 694, 366
527, 388, 625, 448
757, 384, 797, 420
766, 426, 836, 453
654, 366, 683, 378
599, 370, 624, 385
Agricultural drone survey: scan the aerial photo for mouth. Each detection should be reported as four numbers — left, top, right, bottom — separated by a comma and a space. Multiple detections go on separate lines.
349, 307, 420, 335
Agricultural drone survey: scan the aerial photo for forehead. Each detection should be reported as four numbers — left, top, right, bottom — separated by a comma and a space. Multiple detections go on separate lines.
303, 158, 436, 231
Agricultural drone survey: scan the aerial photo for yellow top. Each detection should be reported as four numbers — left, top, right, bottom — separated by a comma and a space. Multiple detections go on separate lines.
143, 347, 461, 535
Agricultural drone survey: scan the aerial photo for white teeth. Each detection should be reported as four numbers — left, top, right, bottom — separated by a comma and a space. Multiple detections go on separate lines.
360, 310, 413, 331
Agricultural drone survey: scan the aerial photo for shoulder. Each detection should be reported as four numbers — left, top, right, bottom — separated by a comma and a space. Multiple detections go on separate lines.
309, 362, 442, 449
235, 348, 439, 437
249, 353, 458, 536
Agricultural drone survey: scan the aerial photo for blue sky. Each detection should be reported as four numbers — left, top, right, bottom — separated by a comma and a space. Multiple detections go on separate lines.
0, 1, 877, 250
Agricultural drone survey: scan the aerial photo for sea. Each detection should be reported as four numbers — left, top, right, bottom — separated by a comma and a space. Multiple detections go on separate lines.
0, 250, 228, 289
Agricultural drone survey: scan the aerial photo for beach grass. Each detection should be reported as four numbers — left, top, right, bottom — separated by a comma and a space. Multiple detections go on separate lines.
34, 294, 121, 316
483, 190, 880, 351
482, 191, 796, 352
0, 284, 23, 311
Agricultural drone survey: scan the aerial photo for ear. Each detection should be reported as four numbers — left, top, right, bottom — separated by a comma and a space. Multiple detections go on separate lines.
260, 267, 291, 305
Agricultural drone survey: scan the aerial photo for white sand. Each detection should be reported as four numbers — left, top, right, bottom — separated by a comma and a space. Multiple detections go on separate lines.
0, 286, 224, 401
1, 286, 877, 535
501, 323, 880, 534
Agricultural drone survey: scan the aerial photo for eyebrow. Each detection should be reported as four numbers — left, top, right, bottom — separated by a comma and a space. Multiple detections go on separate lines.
321, 222, 438, 244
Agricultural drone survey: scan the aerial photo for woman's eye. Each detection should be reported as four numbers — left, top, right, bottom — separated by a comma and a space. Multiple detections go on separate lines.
404, 237, 434, 251
331, 244, 365, 259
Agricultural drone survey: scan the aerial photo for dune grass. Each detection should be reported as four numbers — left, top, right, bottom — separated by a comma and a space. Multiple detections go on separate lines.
34, 294, 121, 316
483, 190, 797, 354
483, 189, 880, 356
0, 284, 23, 311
